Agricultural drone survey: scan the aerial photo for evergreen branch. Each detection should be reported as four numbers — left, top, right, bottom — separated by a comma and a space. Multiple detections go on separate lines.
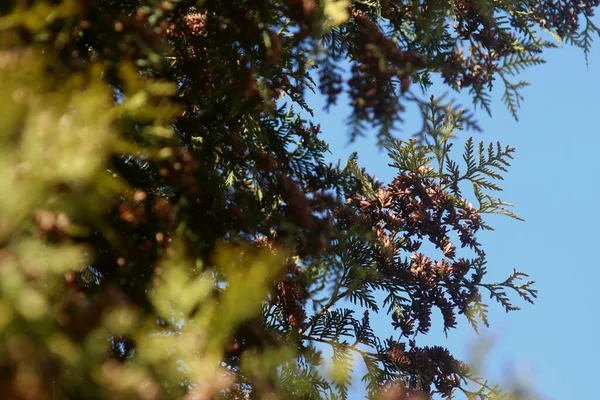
481, 269, 538, 312
500, 76, 529, 120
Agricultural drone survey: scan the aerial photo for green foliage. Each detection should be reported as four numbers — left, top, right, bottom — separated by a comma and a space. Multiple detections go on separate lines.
0, 0, 592, 399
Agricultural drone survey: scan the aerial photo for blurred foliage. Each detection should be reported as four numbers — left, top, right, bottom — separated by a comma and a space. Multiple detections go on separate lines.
0, 0, 595, 399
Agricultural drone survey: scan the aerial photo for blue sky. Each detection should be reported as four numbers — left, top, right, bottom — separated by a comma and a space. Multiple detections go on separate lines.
308, 39, 600, 399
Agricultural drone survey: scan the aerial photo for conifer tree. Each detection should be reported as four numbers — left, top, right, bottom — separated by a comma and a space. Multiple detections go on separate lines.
0, 1, 596, 399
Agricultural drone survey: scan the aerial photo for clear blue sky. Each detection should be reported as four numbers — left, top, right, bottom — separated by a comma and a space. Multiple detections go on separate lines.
307, 39, 600, 399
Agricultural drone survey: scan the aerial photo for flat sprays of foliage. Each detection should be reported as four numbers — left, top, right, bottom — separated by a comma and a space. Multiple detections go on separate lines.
0, 1, 597, 399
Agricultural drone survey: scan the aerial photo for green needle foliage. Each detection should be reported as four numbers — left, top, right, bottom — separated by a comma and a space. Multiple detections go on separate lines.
0, 1, 595, 399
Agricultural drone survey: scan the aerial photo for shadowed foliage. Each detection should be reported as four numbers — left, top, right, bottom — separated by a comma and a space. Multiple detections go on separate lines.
0, 1, 596, 399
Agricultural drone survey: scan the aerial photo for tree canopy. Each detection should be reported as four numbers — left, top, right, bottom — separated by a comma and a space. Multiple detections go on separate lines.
0, 1, 596, 399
